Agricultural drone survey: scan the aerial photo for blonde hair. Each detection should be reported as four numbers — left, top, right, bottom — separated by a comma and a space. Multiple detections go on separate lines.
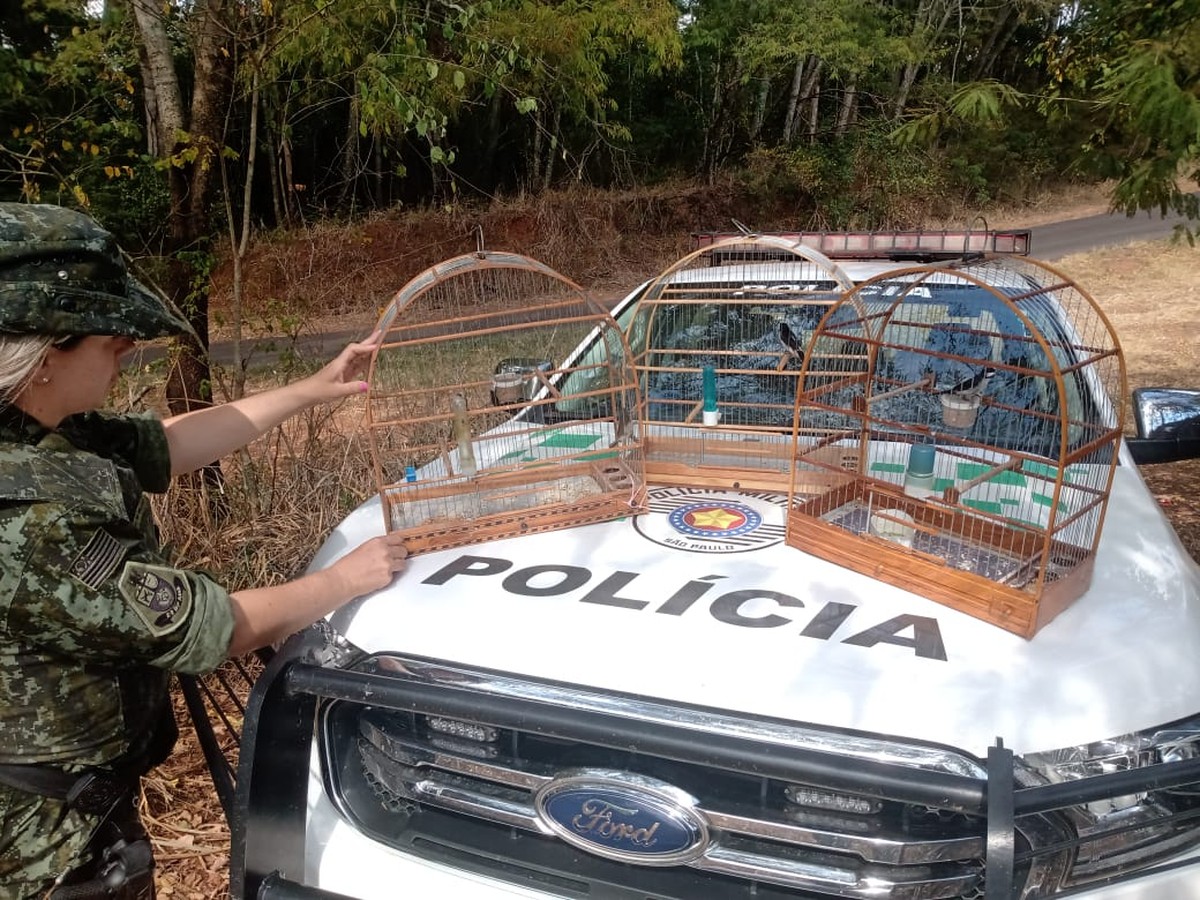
0, 333, 55, 406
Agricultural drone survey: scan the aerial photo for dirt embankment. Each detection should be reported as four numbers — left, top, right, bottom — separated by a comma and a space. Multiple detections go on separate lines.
212, 182, 749, 336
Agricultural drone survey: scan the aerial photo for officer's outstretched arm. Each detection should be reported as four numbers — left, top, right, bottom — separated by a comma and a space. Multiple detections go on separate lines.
162, 331, 382, 475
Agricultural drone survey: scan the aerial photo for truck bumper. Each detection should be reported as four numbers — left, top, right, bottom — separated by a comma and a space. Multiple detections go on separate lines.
302, 755, 1200, 900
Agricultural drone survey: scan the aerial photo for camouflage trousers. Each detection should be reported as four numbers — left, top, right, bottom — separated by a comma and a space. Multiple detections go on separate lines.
0, 783, 103, 899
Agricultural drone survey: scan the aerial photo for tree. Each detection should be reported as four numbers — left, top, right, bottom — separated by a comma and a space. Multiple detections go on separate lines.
1044, 0, 1200, 230
470, 0, 682, 190
127, 0, 235, 414
0, 0, 148, 216
736, 0, 905, 141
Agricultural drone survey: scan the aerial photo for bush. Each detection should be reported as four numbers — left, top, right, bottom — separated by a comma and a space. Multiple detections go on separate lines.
737, 126, 955, 228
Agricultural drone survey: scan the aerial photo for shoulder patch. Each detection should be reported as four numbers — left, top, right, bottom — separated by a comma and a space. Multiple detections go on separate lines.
118, 563, 192, 636
69, 528, 127, 590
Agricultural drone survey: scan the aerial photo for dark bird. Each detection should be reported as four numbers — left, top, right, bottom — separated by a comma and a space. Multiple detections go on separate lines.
775, 321, 807, 372
936, 366, 996, 395
778, 321, 804, 357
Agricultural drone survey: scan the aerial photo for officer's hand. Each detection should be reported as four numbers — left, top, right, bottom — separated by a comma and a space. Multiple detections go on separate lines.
332, 531, 410, 597
304, 330, 384, 403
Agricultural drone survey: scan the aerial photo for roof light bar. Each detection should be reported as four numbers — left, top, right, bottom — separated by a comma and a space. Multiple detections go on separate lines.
691, 230, 1032, 259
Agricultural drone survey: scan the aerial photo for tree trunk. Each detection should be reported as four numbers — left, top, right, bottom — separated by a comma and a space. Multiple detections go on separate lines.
132, 39, 161, 157
782, 56, 807, 143
750, 75, 769, 144
280, 128, 298, 226
704, 55, 743, 182
223, 69, 260, 401
339, 88, 361, 213
132, 0, 202, 415
130, 0, 183, 148
892, 0, 957, 119
529, 109, 544, 192
893, 61, 920, 120
835, 74, 858, 136
541, 105, 561, 192
482, 90, 503, 185
700, 56, 721, 179
371, 139, 383, 208
264, 89, 284, 228
161, 0, 231, 417
972, 4, 1016, 81
806, 61, 823, 143
131, 0, 236, 524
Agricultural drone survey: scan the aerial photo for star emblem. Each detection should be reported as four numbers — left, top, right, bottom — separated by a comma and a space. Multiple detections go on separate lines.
686, 508, 746, 530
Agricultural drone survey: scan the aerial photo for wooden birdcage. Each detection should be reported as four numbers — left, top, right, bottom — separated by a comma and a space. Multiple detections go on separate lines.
632, 235, 859, 492
366, 251, 645, 555
785, 255, 1126, 638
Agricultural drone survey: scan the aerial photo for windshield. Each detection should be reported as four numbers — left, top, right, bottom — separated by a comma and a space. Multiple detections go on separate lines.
854, 281, 1099, 459
547, 276, 1102, 461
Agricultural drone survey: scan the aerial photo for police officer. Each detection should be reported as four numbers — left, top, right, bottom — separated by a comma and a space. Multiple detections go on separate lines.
0, 203, 410, 898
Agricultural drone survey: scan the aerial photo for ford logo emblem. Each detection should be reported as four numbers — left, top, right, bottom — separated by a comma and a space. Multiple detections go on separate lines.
534, 770, 709, 866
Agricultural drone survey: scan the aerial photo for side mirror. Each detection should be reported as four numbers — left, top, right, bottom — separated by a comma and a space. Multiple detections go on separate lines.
491, 357, 553, 406
1127, 387, 1200, 464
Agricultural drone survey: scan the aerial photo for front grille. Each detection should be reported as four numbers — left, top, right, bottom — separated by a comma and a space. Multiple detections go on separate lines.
317, 655, 998, 899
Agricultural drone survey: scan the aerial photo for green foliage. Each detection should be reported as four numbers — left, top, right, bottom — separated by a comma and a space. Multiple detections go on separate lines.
735, 0, 906, 80
175, 249, 219, 324
10, 0, 1197, 263
0, 0, 153, 223
893, 80, 1023, 147
1043, 0, 1200, 225
84, 157, 172, 248
891, 75, 1075, 205
738, 125, 952, 228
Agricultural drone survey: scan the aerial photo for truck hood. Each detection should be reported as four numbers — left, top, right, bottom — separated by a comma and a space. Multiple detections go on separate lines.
313, 464, 1200, 759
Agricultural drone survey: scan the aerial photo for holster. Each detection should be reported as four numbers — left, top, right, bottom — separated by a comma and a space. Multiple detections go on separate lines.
48, 835, 155, 900
0, 764, 154, 898
0, 764, 133, 818
1, 690, 176, 898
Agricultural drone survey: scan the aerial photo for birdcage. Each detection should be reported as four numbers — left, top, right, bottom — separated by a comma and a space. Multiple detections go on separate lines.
786, 256, 1126, 638
631, 235, 859, 492
366, 251, 645, 555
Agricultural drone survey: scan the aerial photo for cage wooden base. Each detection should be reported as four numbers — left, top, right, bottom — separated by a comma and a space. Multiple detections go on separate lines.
787, 480, 1094, 638
382, 458, 645, 555
644, 431, 859, 494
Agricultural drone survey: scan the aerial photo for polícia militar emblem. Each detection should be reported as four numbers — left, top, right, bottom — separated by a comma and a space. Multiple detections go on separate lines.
634, 487, 785, 553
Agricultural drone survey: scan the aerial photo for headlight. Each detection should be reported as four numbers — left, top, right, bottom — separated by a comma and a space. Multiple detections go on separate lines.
1020, 715, 1200, 886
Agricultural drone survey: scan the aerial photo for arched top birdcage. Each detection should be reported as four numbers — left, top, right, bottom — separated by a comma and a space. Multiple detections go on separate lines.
366, 251, 645, 555
786, 254, 1127, 638
630, 234, 856, 492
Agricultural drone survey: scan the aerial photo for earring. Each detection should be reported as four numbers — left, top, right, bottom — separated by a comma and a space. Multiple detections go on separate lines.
37, 376, 51, 385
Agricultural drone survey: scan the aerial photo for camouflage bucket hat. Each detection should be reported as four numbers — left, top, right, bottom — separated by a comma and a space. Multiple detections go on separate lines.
0, 202, 191, 339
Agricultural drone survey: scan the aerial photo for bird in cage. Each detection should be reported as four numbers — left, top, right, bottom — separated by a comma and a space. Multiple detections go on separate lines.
935, 366, 997, 396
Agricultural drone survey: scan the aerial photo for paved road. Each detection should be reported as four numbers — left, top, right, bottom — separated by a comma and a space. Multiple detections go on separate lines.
1028, 206, 1191, 260
198, 206, 1191, 368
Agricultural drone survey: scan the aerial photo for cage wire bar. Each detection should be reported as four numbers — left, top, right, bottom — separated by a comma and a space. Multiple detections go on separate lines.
786, 255, 1126, 638
366, 251, 645, 555
631, 235, 859, 492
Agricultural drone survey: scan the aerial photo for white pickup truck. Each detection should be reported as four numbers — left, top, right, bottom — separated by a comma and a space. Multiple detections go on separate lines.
228, 231, 1200, 900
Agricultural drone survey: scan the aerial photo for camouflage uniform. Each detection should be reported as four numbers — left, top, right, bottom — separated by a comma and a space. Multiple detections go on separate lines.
0, 205, 236, 899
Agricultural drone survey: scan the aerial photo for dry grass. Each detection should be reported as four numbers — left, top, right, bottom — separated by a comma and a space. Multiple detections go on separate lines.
1052, 239, 1200, 562
144, 180, 1199, 896
935, 180, 1119, 230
